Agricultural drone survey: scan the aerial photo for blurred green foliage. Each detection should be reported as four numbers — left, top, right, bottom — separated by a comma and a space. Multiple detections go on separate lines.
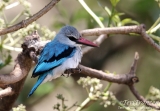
0, 0, 160, 111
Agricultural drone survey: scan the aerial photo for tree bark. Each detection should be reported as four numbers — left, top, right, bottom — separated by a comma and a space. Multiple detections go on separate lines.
0, 53, 32, 111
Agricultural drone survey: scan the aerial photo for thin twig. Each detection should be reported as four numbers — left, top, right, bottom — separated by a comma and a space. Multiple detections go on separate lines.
129, 85, 160, 110
80, 25, 142, 36
66, 102, 78, 111
0, 24, 160, 110
141, 26, 160, 52
67, 53, 139, 85
128, 52, 139, 81
0, 0, 60, 36
77, 65, 137, 84
81, 24, 160, 54
127, 52, 160, 110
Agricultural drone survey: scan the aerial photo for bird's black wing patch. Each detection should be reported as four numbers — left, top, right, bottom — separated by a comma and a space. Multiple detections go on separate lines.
32, 44, 76, 78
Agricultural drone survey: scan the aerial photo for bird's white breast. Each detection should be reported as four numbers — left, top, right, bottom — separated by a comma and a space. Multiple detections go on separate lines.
42, 46, 82, 83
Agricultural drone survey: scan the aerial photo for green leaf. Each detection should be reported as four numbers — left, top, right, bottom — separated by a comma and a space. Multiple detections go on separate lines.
99, 17, 104, 21
110, 0, 120, 7
121, 18, 139, 26
112, 13, 121, 23
104, 6, 111, 16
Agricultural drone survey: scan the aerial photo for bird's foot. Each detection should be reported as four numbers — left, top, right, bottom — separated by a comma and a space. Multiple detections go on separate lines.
61, 73, 70, 78
61, 73, 65, 76
62, 67, 81, 77
66, 68, 81, 74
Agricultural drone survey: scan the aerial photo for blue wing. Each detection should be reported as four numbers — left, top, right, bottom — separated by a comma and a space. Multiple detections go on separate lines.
32, 40, 76, 77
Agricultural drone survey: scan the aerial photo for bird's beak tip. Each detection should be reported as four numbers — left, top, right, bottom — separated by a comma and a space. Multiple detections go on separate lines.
76, 37, 99, 47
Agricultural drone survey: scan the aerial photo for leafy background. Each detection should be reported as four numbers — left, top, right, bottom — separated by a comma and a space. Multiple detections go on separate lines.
0, 0, 160, 111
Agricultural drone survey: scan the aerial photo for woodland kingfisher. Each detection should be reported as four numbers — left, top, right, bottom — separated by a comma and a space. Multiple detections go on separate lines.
28, 25, 98, 97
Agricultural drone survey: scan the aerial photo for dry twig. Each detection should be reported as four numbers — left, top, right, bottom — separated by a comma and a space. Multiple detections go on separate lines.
0, 16, 160, 110
80, 25, 142, 36
0, 0, 60, 36
0, 0, 61, 110
128, 52, 160, 109
81, 24, 160, 54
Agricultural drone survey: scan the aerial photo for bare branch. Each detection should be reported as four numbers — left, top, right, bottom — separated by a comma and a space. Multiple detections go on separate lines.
140, 26, 160, 52
126, 52, 160, 109
0, 31, 44, 85
81, 24, 160, 54
129, 52, 139, 76
129, 85, 160, 110
77, 65, 136, 84
80, 25, 142, 36
0, 62, 26, 85
0, 77, 27, 111
0, 0, 60, 36
81, 25, 141, 53
67, 52, 139, 85
0, 31, 40, 111
67, 52, 160, 110
0, 24, 160, 110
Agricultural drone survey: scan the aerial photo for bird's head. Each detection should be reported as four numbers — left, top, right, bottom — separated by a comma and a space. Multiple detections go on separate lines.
57, 25, 98, 47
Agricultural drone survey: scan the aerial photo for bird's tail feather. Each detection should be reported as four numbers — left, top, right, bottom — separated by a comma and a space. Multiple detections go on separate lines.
28, 73, 48, 97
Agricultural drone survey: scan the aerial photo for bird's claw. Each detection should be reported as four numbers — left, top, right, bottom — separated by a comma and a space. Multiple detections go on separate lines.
62, 67, 81, 77
66, 68, 81, 74
76, 68, 81, 73
61, 74, 65, 76
61, 73, 70, 78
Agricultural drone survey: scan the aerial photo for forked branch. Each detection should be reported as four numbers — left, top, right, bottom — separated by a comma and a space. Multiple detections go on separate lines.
0, 0, 60, 36
0, 22, 160, 110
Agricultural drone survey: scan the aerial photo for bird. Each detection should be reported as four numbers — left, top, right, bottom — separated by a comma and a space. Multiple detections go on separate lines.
28, 25, 98, 97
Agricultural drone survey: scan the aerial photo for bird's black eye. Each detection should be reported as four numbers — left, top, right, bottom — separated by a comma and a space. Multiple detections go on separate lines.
68, 36, 77, 41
